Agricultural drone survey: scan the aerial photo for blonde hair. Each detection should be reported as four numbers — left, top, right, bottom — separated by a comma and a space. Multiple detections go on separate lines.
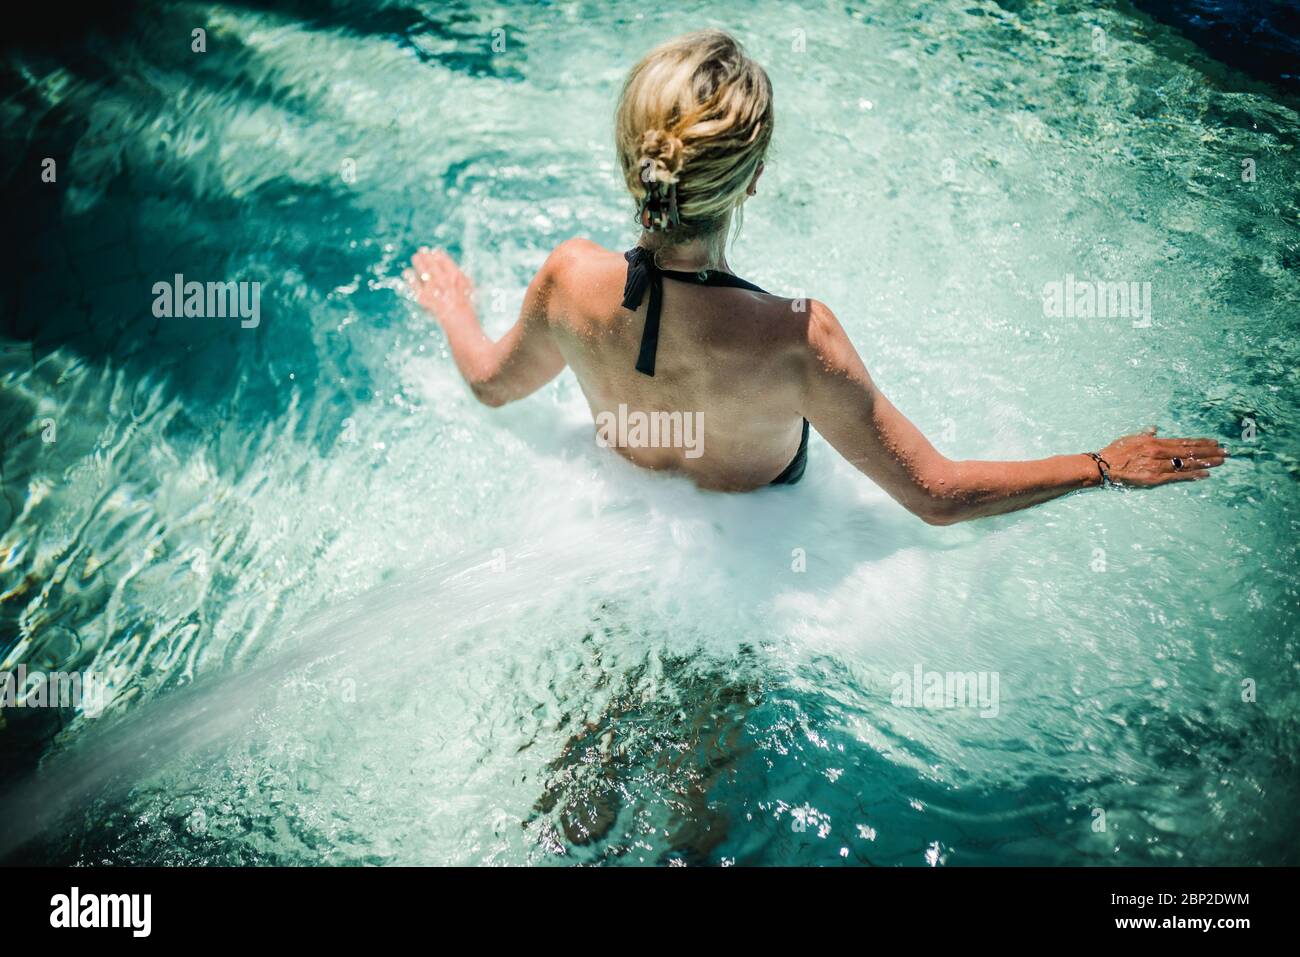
615, 30, 773, 241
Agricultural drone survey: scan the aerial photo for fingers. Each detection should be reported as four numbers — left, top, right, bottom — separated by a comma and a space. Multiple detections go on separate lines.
1126, 440, 1226, 485
1167, 458, 1222, 472
1175, 450, 1227, 469
1159, 451, 1224, 473
410, 248, 468, 295
403, 265, 432, 293
410, 254, 431, 283
1127, 432, 1228, 454
1144, 438, 1230, 476
411, 246, 451, 273
1155, 437, 1225, 453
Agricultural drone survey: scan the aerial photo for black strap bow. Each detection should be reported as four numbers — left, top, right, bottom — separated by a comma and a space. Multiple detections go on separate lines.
622, 247, 662, 376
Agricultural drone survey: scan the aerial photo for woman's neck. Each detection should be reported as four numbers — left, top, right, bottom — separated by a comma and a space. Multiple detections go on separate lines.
639, 224, 731, 273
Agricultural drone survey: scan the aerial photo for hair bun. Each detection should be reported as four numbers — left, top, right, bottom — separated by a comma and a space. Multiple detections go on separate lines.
638, 129, 685, 185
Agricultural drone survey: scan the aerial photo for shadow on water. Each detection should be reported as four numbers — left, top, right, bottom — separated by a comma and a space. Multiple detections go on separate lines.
2, 12, 376, 398
0, 0, 465, 759
1130, 0, 1300, 97
0, 0, 525, 407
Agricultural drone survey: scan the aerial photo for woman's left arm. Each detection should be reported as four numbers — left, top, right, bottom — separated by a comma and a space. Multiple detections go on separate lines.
405, 247, 567, 407
798, 300, 1227, 524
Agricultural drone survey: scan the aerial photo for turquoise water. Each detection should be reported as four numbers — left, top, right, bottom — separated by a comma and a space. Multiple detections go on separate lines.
1, 0, 1298, 865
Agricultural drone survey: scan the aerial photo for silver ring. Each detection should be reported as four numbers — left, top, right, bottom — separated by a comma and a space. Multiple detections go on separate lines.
1171, 456, 1184, 471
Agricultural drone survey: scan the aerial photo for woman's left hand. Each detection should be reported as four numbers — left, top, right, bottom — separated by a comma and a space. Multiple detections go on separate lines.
405, 247, 474, 325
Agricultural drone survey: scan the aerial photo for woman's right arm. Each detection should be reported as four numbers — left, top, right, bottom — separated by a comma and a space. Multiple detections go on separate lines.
797, 301, 1227, 525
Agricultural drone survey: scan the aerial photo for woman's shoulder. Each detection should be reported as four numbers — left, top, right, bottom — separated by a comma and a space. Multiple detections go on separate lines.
543, 237, 623, 274
536, 238, 627, 304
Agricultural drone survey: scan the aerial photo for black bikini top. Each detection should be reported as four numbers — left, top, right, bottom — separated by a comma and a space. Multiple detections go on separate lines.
620, 246, 768, 377
619, 246, 809, 485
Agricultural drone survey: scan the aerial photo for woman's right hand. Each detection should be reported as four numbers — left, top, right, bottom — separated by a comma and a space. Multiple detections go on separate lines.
1097, 427, 1228, 486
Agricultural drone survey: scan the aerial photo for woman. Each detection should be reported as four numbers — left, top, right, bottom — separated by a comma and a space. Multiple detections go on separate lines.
405, 30, 1225, 524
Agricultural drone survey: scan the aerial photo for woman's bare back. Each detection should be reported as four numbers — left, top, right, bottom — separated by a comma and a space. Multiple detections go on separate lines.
543, 239, 809, 490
